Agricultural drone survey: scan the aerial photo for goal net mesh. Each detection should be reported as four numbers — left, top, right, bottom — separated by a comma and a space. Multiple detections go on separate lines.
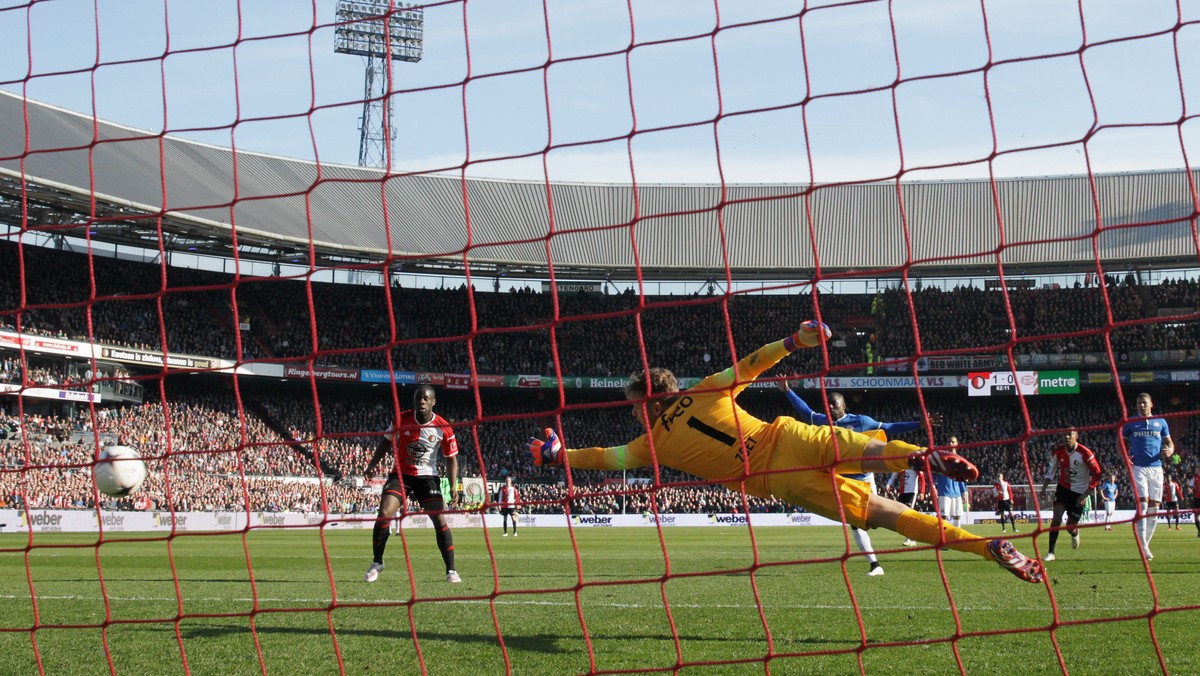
2, 0, 1198, 674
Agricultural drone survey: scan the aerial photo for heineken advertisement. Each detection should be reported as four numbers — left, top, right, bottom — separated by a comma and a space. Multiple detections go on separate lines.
503, 375, 667, 389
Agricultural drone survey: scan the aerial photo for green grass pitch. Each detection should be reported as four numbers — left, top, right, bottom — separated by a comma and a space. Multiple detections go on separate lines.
1, 523, 1197, 674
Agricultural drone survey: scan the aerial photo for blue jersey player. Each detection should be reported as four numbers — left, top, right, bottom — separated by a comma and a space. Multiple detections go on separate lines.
778, 382, 941, 576
1099, 475, 1119, 531
933, 452, 968, 528
1120, 392, 1174, 561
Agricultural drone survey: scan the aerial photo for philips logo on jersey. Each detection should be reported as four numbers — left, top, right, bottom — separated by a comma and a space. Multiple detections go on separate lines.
1131, 430, 1162, 438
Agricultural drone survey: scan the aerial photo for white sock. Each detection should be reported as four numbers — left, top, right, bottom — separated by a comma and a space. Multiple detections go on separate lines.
1145, 506, 1159, 546
851, 527, 877, 564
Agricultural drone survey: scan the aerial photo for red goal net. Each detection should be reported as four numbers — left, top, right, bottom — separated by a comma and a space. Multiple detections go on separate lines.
2, 0, 1199, 674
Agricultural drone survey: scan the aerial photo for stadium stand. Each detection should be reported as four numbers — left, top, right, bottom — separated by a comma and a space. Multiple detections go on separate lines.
3, 243, 1196, 516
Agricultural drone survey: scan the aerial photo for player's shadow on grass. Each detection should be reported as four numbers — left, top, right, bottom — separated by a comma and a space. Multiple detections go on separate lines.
172, 623, 850, 652
173, 624, 573, 654
54, 578, 291, 584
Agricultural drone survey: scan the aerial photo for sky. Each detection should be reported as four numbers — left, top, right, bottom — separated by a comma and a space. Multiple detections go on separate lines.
3, 0, 1200, 186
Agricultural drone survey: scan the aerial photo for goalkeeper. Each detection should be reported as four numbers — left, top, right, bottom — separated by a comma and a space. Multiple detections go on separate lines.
527, 321, 1044, 583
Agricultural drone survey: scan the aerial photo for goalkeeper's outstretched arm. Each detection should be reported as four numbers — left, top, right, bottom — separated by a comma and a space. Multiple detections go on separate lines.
704, 320, 831, 396
525, 321, 831, 471
527, 428, 651, 471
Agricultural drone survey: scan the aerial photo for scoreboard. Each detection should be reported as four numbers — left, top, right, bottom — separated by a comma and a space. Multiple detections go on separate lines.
967, 370, 1080, 396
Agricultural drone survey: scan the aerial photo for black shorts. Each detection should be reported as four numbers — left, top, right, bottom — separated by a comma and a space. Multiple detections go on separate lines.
1194, 497, 1200, 510
997, 499, 1013, 512
1054, 485, 1086, 520
383, 474, 445, 511
899, 492, 917, 507
1164, 501, 1178, 512
500, 507, 517, 516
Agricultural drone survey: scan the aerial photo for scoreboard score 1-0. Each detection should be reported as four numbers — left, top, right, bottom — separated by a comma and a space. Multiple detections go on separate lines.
967, 370, 1080, 396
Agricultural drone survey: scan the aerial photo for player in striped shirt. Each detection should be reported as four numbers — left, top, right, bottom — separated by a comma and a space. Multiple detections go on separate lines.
497, 476, 521, 537
1041, 429, 1102, 562
1120, 392, 1174, 560
363, 385, 462, 583
1163, 474, 1182, 531
885, 468, 925, 546
993, 472, 1019, 533
528, 321, 1044, 583
776, 385, 941, 576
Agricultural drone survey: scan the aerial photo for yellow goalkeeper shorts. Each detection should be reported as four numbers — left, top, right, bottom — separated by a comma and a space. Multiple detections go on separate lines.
765, 419, 879, 528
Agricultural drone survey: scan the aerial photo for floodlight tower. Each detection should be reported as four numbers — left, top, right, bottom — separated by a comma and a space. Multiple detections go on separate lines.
334, 0, 424, 168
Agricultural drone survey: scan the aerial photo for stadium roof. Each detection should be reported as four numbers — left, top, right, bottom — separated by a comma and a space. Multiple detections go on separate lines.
1, 90, 1197, 282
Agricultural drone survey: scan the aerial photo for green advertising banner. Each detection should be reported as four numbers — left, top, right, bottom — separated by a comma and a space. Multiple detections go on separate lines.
1037, 370, 1080, 394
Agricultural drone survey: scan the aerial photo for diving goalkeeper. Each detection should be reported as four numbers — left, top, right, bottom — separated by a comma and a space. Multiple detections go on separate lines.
527, 321, 1044, 583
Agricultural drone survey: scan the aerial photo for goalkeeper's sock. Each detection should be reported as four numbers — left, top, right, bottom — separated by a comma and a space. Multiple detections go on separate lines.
839, 439, 923, 474
880, 440, 924, 471
372, 521, 390, 563
895, 509, 990, 560
850, 527, 877, 564
436, 523, 456, 573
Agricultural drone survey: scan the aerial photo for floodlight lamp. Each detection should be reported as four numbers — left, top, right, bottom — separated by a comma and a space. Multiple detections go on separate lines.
334, 0, 423, 62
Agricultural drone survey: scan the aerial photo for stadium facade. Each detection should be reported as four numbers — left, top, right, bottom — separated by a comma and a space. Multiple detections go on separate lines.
2, 90, 1198, 283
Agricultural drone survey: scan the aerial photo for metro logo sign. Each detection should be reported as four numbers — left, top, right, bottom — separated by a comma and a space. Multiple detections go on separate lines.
1037, 370, 1080, 394
968, 370, 1079, 396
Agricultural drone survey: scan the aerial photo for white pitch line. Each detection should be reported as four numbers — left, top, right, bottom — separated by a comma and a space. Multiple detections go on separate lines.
0, 594, 1150, 613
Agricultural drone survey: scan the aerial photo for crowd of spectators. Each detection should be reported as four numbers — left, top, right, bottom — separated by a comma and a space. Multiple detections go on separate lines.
4, 243, 1198, 382
874, 276, 1200, 360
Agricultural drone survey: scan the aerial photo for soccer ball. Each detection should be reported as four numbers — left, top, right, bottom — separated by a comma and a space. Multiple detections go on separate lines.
93, 445, 147, 498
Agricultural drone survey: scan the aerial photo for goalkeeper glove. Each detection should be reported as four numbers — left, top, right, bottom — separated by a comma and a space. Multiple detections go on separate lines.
527, 428, 563, 466
788, 320, 831, 350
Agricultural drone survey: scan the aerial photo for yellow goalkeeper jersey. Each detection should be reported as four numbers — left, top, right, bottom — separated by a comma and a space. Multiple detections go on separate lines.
564, 339, 798, 499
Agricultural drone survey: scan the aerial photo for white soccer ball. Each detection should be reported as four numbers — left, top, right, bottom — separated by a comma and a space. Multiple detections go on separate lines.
93, 445, 147, 498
